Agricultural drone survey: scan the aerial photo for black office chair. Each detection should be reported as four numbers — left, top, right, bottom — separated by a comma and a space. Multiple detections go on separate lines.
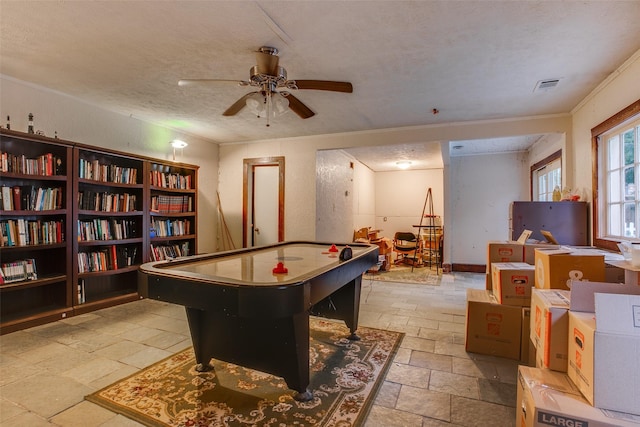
393, 232, 422, 265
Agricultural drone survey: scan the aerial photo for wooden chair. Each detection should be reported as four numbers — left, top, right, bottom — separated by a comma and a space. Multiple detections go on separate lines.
393, 232, 422, 265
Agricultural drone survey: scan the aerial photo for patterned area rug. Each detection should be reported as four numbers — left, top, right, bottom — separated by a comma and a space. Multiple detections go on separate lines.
86, 318, 403, 427
364, 264, 441, 285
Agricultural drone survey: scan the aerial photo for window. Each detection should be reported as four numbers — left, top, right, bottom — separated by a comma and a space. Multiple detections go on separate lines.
530, 150, 561, 201
600, 115, 640, 238
593, 99, 640, 250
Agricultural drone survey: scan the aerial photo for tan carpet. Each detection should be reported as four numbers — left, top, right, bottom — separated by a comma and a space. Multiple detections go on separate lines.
86, 317, 403, 427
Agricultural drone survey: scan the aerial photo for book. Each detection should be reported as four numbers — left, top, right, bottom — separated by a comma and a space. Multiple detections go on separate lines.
1, 186, 12, 210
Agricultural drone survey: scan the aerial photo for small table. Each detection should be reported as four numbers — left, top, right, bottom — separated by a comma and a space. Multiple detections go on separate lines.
138, 241, 378, 401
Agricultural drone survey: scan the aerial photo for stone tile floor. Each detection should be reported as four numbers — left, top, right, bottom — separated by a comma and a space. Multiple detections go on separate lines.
0, 272, 518, 426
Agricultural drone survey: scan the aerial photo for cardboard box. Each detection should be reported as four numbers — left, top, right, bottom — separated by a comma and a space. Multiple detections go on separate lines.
517, 366, 640, 427
530, 289, 570, 372
464, 289, 522, 360
534, 248, 605, 290
487, 241, 524, 269
523, 243, 559, 265
491, 262, 535, 306
568, 293, 640, 416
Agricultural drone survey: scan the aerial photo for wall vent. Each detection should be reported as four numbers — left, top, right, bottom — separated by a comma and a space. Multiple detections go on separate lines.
534, 79, 560, 92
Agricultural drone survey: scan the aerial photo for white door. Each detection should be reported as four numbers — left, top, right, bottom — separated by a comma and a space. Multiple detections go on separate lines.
252, 165, 279, 246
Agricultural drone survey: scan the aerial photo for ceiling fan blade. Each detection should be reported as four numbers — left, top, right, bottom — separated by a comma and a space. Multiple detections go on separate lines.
285, 93, 315, 119
223, 92, 258, 116
256, 50, 279, 76
292, 80, 353, 93
178, 79, 248, 87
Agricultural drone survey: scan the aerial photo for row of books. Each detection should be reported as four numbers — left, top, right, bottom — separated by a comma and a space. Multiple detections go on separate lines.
0, 258, 37, 284
0, 152, 63, 176
150, 218, 192, 237
77, 245, 138, 273
1, 219, 64, 247
77, 218, 137, 241
77, 190, 138, 212
150, 195, 193, 213
150, 242, 190, 261
1, 185, 64, 211
78, 158, 138, 184
149, 170, 192, 190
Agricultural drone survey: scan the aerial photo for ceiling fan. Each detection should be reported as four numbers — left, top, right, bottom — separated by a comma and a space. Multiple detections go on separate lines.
178, 46, 353, 126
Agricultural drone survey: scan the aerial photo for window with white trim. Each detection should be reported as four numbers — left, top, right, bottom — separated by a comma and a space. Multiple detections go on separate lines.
600, 114, 640, 239
533, 157, 562, 201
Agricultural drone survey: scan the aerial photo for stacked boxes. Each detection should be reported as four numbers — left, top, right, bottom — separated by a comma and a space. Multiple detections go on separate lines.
485, 241, 525, 290
524, 281, 640, 422
479, 241, 640, 423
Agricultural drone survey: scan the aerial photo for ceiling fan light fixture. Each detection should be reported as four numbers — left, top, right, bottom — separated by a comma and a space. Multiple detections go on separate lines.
246, 93, 266, 117
272, 93, 289, 116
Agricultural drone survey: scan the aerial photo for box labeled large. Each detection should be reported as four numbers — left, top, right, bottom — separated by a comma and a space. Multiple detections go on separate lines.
516, 366, 640, 427
530, 289, 570, 372
567, 293, 640, 416
465, 289, 522, 360
491, 262, 535, 306
534, 249, 605, 290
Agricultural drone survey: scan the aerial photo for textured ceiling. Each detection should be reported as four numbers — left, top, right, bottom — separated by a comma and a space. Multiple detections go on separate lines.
1, 1, 639, 170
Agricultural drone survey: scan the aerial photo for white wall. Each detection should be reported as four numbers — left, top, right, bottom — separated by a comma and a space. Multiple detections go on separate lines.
352, 160, 376, 231
448, 151, 530, 265
315, 150, 354, 243
0, 76, 220, 253
374, 169, 444, 241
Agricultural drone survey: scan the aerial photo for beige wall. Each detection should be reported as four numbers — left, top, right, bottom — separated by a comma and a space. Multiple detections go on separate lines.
571, 49, 640, 201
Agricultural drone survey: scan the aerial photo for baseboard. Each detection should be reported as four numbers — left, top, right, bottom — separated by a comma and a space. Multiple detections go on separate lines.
451, 263, 486, 273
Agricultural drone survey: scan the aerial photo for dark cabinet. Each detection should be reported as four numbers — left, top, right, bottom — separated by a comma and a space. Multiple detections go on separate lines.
510, 201, 589, 245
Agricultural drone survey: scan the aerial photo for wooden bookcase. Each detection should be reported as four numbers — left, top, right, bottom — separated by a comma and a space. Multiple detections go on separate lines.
0, 129, 199, 334
73, 145, 145, 314
147, 161, 198, 262
0, 130, 74, 333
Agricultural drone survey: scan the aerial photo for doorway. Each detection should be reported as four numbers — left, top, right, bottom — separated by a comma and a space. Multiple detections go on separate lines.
243, 157, 285, 247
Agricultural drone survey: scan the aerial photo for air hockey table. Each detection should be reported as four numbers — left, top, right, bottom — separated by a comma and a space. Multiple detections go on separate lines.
138, 241, 378, 401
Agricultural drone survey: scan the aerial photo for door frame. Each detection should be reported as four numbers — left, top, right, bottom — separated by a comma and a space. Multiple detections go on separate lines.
243, 156, 285, 247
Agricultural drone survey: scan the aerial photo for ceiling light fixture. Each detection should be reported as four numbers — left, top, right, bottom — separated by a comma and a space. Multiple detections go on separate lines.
245, 88, 289, 127
171, 139, 188, 161
396, 161, 412, 170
